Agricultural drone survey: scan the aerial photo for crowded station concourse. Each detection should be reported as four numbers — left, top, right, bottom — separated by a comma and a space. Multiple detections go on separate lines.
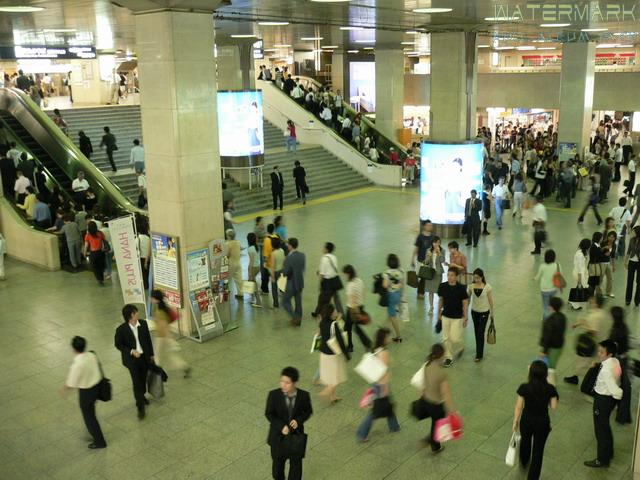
2, 1, 640, 480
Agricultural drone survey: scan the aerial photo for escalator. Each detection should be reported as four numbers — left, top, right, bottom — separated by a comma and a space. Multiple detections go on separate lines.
0, 87, 143, 217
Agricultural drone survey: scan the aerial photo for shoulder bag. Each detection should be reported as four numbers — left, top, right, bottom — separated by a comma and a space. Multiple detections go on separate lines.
580, 363, 602, 396
322, 255, 344, 292
486, 318, 497, 345
552, 262, 566, 290
326, 320, 348, 355
91, 351, 112, 402
576, 332, 597, 357
354, 350, 388, 384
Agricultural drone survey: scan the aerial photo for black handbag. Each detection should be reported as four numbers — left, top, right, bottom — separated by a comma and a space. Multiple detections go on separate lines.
568, 286, 589, 303
576, 332, 597, 357
418, 265, 436, 280
500, 199, 511, 209
91, 351, 112, 402
406, 270, 418, 289
372, 396, 394, 419
461, 221, 469, 235
435, 319, 442, 334
580, 363, 602, 396
410, 397, 430, 420
279, 431, 308, 459
323, 256, 344, 291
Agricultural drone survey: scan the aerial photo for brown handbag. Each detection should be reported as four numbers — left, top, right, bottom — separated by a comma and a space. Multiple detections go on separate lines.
406, 270, 418, 288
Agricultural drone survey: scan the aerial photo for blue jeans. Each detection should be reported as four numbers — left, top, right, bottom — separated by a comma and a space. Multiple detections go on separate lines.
356, 386, 400, 441
283, 288, 302, 321
495, 198, 503, 226
541, 289, 557, 319
387, 290, 402, 317
285, 136, 297, 152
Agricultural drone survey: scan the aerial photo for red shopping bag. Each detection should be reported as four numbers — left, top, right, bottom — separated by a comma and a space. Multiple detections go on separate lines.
359, 387, 376, 409
434, 413, 464, 442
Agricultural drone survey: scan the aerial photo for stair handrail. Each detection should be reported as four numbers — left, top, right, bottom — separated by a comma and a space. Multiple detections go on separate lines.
290, 75, 410, 164
0, 87, 145, 217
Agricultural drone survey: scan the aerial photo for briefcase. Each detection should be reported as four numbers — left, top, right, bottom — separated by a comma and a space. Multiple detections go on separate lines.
147, 369, 165, 399
279, 431, 308, 459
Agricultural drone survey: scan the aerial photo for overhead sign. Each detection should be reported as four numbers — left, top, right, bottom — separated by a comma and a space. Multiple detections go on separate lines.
253, 40, 264, 59
13, 45, 96, 59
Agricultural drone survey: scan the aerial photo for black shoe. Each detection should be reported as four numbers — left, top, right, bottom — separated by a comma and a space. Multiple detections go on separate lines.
143, 397, 150, 405
311, 312, 318, 318
564, 375, 579, 385
530, 250, 541, 255
88, 442, 106, 449
137, 408, 145, 420
584, 459, 609, 468
473, 244, 478, 247
465, 243, 471, 246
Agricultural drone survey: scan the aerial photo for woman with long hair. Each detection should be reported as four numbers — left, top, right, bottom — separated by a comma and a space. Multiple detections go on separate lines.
382, 253, 404, 343
588, 232, 605, 296
423, 236, 445, 315
246, 232, 262, 308
467, 268, 495, 362
570, 238, 591, 310
418, 343, 456, 454
150, 289, 191, 378
318, 304, 350, 404
342, 264, 371, 351
602, 230, 617, 298
83, 221, 106, 284
534, 249, 560, 319
269, 237, 285, 308
625, 225, 640, 306
512, 360, 559, 480
356, 328, 400, 442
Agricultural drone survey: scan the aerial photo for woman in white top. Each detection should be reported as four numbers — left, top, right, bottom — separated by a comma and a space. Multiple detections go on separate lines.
138, 229, 151, 290
382, 253, 404, 343
467, 268, 495, 362
423, 236, 445, 314
269, 237, 286, 308
312, 242, 344, 316
491, 177, 509, 230
570, 239, 591, 310
534, 249, 562, 319
246, 232, 262, 308
342, 264, 372, 352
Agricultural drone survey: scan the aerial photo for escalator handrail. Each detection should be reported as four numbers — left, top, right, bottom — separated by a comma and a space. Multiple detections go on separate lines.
0, 87, 145, 216
292, 75, 410, 162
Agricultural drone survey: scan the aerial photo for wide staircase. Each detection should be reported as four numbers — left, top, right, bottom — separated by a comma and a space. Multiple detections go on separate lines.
59, 105, 142, 201
226, 120, 372, 215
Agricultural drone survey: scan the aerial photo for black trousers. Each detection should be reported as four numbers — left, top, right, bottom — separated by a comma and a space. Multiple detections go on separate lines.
421, 400, 446, 451
623, 145, 633, 163
561, 182, 572, 208
313, 286, 343, 316
127, 358, 149, 410
614, 162, 622, 182
79, 385, 106, 447
140, 259, 150, 289
466, 218, 481, 246
471, 310, 490, 359
626, 260, 640, 305
344, 308, 372, 350
271, 445, 302, 480
295, 182, 306, 200
593, 393, 617, 464
272, 189, 283, 210
89, 251, 105, 282
106, 149, 117, 171
261, 263, 271, 293
625, 172, 636, 195
578, 202, 602, 223
533, 229, 546, 253
520, 419, 550, 480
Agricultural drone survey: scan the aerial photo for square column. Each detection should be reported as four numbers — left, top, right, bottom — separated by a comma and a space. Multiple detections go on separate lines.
430, 32, 477, 141
216, 45, 243, 90
558, 42, 596, 156
135, 11, 224, 315
375, 49, 405, 141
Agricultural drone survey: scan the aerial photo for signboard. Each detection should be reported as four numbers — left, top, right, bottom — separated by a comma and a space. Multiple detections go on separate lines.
109, 215, 145, 305
559, 142, 578, 163
186, 248, 223, 342
253, 40, 264, 59
349, 62, 375, 112
186, 248, 210, 290
12, 45, 96, 59
209, 239, 236, 332
151, 232, 181, 307
420, 142, 484, 224
216, 90, 264, 162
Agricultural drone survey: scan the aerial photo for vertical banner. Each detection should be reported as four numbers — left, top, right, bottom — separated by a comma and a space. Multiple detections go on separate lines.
151, 233, 181, 307
110, 215, 145, 305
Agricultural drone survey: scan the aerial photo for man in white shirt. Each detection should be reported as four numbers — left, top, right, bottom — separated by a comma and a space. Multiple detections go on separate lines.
6, 142, 21, 168
312, 242, 344, 318
129, 139, 145, 173
613, 143, 623, 182
59, 336, 107, 449
625, 155, 636, 196
531, 195, 547, 254
319, 105, 332, 126
13, 170, 31, 202
608, 197, 632, 237
291, 84, 304, 105
584, 339, 623, 468
621, 131, 633, 164
72, 170, 90, 206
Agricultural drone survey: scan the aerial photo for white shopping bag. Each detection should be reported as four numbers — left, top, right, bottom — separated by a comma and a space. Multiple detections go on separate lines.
354, 352, 388, 384
410, 363, 426, 391
400, 301, 410, 322
505, 431, 521, 467
277, 274, 287, 292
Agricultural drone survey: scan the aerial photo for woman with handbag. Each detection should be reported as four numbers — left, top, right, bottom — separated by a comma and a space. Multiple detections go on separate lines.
342, 264, 372, 352
512, 360, 559, 480
246, 233, 262, 308
533, 249, 560, 319
588, 232, 605, 296
382, 254, 404, 343
467, 268, 495, 363
150, 290, 191, 378
318, 304, 350, 404
356, 328, 400, 442
423, 237, 445, 314
312, 242, 344, 317
570, 239, 591, 310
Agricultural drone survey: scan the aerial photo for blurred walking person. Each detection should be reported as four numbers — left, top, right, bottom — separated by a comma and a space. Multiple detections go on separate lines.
150, 290, 191, 378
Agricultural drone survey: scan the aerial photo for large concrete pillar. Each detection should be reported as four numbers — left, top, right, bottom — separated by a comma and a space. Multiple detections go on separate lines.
216, 45, 242, 90
331, 52, 345, 97
558, 42, 595, 156
238, 43, 256, 90
135, 10, 224, 328
375, 49, 404, 141
430, 32, 477, 141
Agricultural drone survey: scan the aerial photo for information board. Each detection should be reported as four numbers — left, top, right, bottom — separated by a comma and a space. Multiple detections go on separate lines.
186, 248, 223, 342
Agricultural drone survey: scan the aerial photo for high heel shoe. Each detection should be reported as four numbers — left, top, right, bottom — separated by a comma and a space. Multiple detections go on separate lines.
392, 337, 403, 343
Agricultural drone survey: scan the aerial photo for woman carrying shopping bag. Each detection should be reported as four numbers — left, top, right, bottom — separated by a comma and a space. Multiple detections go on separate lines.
150, 290, 191, 378
512, 360, 559, 480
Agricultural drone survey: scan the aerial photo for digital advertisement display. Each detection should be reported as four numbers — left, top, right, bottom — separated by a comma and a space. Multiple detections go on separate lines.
216, 90, 264, 160
349, 62, 375, 112
420, 142, 484, 224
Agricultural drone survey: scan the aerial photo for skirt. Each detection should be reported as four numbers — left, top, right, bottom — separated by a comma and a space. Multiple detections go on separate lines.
319, 352, 347, 386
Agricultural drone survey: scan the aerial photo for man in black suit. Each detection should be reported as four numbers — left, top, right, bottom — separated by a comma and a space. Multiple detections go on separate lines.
271, 166, 284, 210
292, 160, 307, 205
265, 366, 313, 480
114, 304, 155, 419
464, 189, 483, 247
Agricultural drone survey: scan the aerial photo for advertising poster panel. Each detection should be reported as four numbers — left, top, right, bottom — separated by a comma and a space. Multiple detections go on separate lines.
216, 90, 264, 161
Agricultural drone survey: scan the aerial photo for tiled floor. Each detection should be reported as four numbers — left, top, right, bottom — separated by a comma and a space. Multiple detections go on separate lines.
0, 184, 637, 479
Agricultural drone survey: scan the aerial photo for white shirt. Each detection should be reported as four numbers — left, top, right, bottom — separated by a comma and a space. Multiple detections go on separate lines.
66, 352, 102, 389
342, 117, 352, 129
492, 184, 507, 198
608, 206, 631, 234
318, 253, 339, 279
7, 148, 21, 167
535, 262, 561, 292
72, 178, 89, 192
614, 148, 623, 164
346, 277, 365, 308
137, 174, 147, 189
532, 203, 547, 223
629, 159, 636, 173
594, 357, 623, 399
138, 234, 151, 260
621, 136, 633, 147
573, 250, 588, 283
320, 108, 332, 121
130, 145, 145, 165
291, 86, 304, 99
14, 175, 30, 194
129, 321, 144, 354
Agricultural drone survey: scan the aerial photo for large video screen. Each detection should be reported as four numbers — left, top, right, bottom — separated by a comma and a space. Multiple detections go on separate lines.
420, 142, 484, 224
349, 62, 375, 112
216, 90, 264, 159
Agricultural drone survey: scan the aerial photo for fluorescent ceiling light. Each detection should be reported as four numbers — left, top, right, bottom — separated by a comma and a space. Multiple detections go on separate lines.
484, 16, 511, 21
263, 49, 277, 52
516, 46, 535, 50
540, 23, 571, 27
340, 26, 364, 31
596, 43, 618, 48
354, 39, 375, 43
477, 44, 490, 48
301, 37, 323, 41
0, 6, 44, 12
581, 28, 608, 32
363, 47, 374, 50
230, 34, 256, 38
617, 44, 634, 48
537, 47, 556, 50
258, 21, 289, 26
273, 44, 291, 48
405, 51, 420, 55
311, 0, 351, 2
321, 45, 339, 49
412, 7, 452, 13
347, 50, 359, 53
401, 41, 416, 45
312, 49, 324, 53
406, 30, 419, 35
494, 46, 514, 50
613, 32, 635, 36
43, 28, 76, 33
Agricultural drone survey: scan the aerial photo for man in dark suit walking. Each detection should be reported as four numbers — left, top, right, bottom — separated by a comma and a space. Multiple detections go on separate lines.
265, 366, 313, 480
271, 165, 284, 210
464, 189, 483, 247
114, 304, 154, 419
99, 126, 118, 172
282, 238, 305, 326
292, 160, 307, 205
